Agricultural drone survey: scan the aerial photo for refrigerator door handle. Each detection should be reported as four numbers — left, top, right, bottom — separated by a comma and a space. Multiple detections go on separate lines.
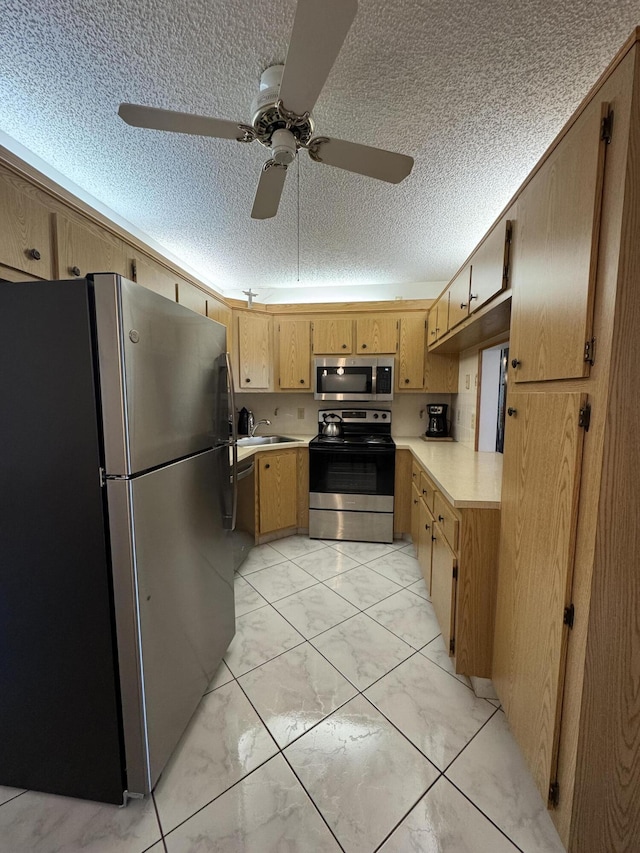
225, 351, 238, 531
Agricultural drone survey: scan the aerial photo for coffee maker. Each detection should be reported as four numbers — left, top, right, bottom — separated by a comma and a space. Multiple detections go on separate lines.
425, 404, 449, 437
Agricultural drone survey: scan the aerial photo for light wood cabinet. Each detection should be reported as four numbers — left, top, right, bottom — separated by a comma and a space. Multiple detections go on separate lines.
430, 526, 457, 655
397, 314, 426, 389
417, 496, 434, 593
355, 316, 398, 353
469, 215, 513, 312
56, 214, 130, 280
237, 312, 272, 390
278, 318, 311, 390
133, 256, 177, 300
394, 450, 412, 535
427, 295, 448, 344
509, 94, 608, 384
176, 279, 207, 316
493, 392, 586, 806
447, 264, 472, 330
257, 450, 298, 535
312, 317, 353, 353
0, 171, 54, 279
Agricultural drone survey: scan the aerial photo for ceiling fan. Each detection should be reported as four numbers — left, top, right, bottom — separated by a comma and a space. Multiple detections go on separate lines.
118, 0, 413, 219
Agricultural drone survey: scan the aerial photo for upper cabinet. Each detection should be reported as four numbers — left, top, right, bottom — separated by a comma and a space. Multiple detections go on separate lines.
237, 311, 272, 390
397, 314, 426, 389
57, 214, 130, 280
447, 264, 472, 330
470, 216, 513, 313
278, 318, 311, 390
176, 279, 207, 316
0, 171, 55, 280
133, 256, 177, 300
509, 97, 609, 383
355, 316, 398, 353
312, 317, 353, 354
427, 294, 449, 344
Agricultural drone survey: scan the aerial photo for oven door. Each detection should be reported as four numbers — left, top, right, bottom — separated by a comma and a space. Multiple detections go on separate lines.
309, 446, 395, 512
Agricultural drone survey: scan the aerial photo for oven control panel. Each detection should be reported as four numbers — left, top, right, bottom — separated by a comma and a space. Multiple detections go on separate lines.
318, 408, 391, 425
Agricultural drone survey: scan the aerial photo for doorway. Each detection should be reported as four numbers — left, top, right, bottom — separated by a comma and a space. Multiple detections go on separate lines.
477, 341, 509, 453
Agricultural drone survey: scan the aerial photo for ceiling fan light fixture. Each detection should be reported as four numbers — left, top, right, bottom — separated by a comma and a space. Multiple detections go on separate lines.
271, 128, 297, 165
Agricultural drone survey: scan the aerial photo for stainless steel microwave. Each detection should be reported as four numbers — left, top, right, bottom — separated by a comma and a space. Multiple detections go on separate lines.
313, 357, 394, 401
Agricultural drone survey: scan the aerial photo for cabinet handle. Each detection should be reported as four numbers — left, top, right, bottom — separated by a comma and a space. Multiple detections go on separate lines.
511, 358, 520, 369
431, 534, 437, 542
422, 488, 427, 495
470, 293, 478, 301
342, 343, 347, 349
425, 523, 430, 530
264, 463, 270, 469
246, 377, 251, 383
430, 330, 436, 337
70, 265, 81, 277
438, 514, 444, 522
507, 407, 517, 417
404, 378, 410, 384
413, 498, 418, 504
361, 343, 367, 349
28, 248, 41, 260
300, 379, 305, 384
460, 302, 467, 309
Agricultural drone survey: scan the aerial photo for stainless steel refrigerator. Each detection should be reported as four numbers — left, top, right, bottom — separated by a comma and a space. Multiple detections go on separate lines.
0, 273, 236, 804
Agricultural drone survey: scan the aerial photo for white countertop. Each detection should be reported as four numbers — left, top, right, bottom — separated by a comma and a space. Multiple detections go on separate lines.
235, 434, 502, 509
395, 439, 503, 509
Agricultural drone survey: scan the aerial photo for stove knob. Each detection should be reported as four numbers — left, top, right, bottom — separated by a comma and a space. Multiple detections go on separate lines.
382, 413, 387, 419
373, 413, 379, 419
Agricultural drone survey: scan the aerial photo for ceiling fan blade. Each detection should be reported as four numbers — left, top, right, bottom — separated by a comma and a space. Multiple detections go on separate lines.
251, 161, 288, 219
118, 103, 250, 141
307, 137, 414, 184
278, 0, 358, 116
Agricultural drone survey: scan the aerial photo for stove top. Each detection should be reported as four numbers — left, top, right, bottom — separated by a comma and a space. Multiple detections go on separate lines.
311, 433, 395, 447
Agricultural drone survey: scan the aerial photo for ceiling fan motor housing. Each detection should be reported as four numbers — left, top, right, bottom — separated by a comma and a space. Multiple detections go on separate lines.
250, 64, 314, 149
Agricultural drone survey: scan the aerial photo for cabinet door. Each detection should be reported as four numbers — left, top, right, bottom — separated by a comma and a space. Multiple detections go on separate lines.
431, 524, 457, 654
57, 215, 130, 280
410, 481, 421, 548
258, 451, 298, 534
427, 294, 449, 345
355, 317, 398, 353
447, 265, 472, 330
424, 349, 458, 393
312, 317, 353, 353
278, 319, 311, 389
493, 392, 586, 802
133, 256, 177, 300
0, 173, 54, 279
237, 312, 272, 389
397, 314, 426, 389
509, 98, 608, 383
469, 215, 513, 312
177, 279, 207, 316
417, 497, 435, 593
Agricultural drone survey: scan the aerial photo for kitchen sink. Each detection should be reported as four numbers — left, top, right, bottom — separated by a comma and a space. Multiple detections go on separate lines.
236, 435, 298, 446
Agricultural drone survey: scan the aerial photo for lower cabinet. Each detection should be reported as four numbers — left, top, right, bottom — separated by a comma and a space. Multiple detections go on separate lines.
237, 448, 308, 544
407, 456, 500, 677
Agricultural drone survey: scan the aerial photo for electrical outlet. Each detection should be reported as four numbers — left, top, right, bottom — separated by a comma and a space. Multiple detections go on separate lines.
474, 374, 478, 387
297, 407, 305, 420
471, 412, 476, 429
465, 374, 470, 390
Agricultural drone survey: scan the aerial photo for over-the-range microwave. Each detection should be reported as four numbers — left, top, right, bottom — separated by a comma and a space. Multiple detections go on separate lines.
313, 357, 394, 401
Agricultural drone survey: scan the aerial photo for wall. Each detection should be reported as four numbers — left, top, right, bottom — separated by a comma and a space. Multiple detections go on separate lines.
236, 393, 452, 437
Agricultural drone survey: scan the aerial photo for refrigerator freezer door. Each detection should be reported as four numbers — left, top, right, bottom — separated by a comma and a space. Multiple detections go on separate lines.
107, 447, 235, 794
93, 273, 228, 475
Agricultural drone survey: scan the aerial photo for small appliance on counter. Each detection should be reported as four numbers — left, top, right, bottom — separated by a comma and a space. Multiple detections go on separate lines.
237, 406, 254, 436
425, 403, 450, 438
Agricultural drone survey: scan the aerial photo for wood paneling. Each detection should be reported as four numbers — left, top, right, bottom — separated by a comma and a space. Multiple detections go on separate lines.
393, 449, 412, 534
312, 317, 353, 353
278, 318, 311, 389
257, 450, 298, 534
355, 316, 398, 353
296, 448, 309, 529
493, 392, 586, 803
509, 96, 608, 383
0, 172, 54, 279
133, 256, 177, 300
424, 347, 459, 392
176, 279, 207, 316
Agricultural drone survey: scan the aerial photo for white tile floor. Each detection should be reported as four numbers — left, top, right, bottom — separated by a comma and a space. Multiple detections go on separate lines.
0, 535, 568, 853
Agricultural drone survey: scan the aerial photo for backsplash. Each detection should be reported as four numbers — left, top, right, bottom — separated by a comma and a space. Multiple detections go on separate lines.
236, 393, 453, 437
450, 349, 479, 449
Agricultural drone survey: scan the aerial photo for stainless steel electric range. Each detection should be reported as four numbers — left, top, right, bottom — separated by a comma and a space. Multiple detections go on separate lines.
309, 408, 395, 544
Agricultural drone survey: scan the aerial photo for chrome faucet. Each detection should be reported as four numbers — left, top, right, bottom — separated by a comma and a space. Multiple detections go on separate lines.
250, 418, 271, 437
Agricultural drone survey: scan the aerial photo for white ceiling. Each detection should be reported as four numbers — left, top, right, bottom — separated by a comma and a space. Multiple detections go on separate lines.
1, 0, 639, 303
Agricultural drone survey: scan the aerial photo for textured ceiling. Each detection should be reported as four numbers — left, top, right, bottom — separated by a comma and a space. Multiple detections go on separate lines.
1, 0, 639, 302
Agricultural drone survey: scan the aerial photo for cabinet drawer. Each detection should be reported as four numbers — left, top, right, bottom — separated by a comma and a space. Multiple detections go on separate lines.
434, 492, 459, 551
419, 471, 436, 512
411, 461, 422, 489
